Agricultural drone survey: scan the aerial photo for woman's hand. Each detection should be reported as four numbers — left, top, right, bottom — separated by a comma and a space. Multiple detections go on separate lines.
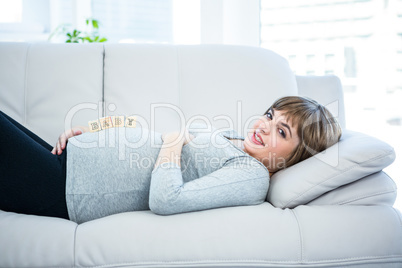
184, 132, 195, 145
51, 126, 88, 155
154, 131, 194, 169
161, 131, 194, 146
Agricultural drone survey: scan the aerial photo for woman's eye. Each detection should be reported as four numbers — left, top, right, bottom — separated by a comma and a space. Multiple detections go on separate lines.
279, 129, 286, 138
265, 112, 272, 120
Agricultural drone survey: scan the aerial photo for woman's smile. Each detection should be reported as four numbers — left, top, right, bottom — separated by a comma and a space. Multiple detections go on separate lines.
251, 131, 265, 146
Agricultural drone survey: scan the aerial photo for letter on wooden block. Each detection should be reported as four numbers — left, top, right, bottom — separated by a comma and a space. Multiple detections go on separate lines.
99, 116, 113, 129
88, 119, 101, 132
113, 116, 125, 127
125, 116, 137, 128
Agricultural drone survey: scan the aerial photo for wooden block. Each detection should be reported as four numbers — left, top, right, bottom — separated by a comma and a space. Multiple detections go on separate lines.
99, 116, 113, 129
113, 116, 125, 127
125, 116, 137, 128
88, 119, 101, 132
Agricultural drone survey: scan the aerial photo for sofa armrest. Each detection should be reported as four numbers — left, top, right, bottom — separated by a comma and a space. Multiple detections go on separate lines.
307, 171, 397, 206
267, 130, 396, 208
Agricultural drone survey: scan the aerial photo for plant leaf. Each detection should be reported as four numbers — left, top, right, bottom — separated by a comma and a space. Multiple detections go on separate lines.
83, 37, 92, 43
61, 18, 107, 44
92, 20, 99, 29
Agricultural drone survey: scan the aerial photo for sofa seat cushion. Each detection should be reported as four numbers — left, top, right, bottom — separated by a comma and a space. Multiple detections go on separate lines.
72, 203, 402, 267
0, 210, 77, 268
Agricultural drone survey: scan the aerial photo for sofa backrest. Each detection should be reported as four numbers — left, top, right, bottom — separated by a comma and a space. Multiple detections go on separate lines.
0, 43, 345, 145
103, 44, 302, 133
0, 43, 103, 144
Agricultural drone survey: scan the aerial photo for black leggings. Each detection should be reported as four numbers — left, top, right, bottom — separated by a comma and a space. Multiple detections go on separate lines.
0, 111, 69, 219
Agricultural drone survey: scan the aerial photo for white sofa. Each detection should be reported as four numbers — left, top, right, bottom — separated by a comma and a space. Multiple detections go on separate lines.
0, 43, 401, 268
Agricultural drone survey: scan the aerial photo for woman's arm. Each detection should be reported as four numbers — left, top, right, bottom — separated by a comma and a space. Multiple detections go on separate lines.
154, 131, 194, 168
51, 126, 90, 155
149, 156, 270, 215
154, 132, 184, 168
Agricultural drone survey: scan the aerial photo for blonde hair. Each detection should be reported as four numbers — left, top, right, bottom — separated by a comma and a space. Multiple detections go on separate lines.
265, 96, 342, 170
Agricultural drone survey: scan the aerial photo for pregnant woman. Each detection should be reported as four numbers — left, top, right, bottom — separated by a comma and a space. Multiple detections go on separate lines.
0, 96, 341, 223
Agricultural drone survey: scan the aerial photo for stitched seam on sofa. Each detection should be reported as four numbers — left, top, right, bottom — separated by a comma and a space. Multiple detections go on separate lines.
23, 43, 32, 125
77, 260, 304, 268
331, 190, 397, 205
284, 149, 395, 207
303, 255, 402, 263
390, 207, 402, 227
383, 171, 398, 189
290, 209, 304, 263
75, 255, 402, 268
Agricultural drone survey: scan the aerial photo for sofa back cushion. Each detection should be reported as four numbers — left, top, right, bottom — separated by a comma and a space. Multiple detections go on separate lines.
0, 43, 29, 124
103, 44, 298, 133
0, 43, 104, 145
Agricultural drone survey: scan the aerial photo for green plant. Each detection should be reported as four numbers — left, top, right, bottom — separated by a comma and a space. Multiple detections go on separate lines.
49, 18, 107, 43
66, 29, 82, 43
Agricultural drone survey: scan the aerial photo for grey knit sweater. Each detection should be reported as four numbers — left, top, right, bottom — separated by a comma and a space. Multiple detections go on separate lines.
66, 124, 270, 223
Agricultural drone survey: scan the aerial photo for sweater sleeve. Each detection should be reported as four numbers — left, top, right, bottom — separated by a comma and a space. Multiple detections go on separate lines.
149, 157, 270, 215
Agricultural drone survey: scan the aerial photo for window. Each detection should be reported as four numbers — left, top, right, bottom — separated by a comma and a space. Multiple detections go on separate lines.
0, 0, 22, 23
344, 47, 356, 78
0, 0, 201, 44
91, 0, 173, 43
0, 0, 49, 42
324, 54, 335, 75
306, 54, 316, 75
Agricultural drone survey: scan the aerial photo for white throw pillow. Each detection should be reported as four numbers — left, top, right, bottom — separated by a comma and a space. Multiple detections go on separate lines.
267, 130, 396, 208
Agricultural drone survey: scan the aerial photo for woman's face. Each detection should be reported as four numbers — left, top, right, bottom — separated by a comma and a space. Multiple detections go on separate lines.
243, 109, 300, 173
